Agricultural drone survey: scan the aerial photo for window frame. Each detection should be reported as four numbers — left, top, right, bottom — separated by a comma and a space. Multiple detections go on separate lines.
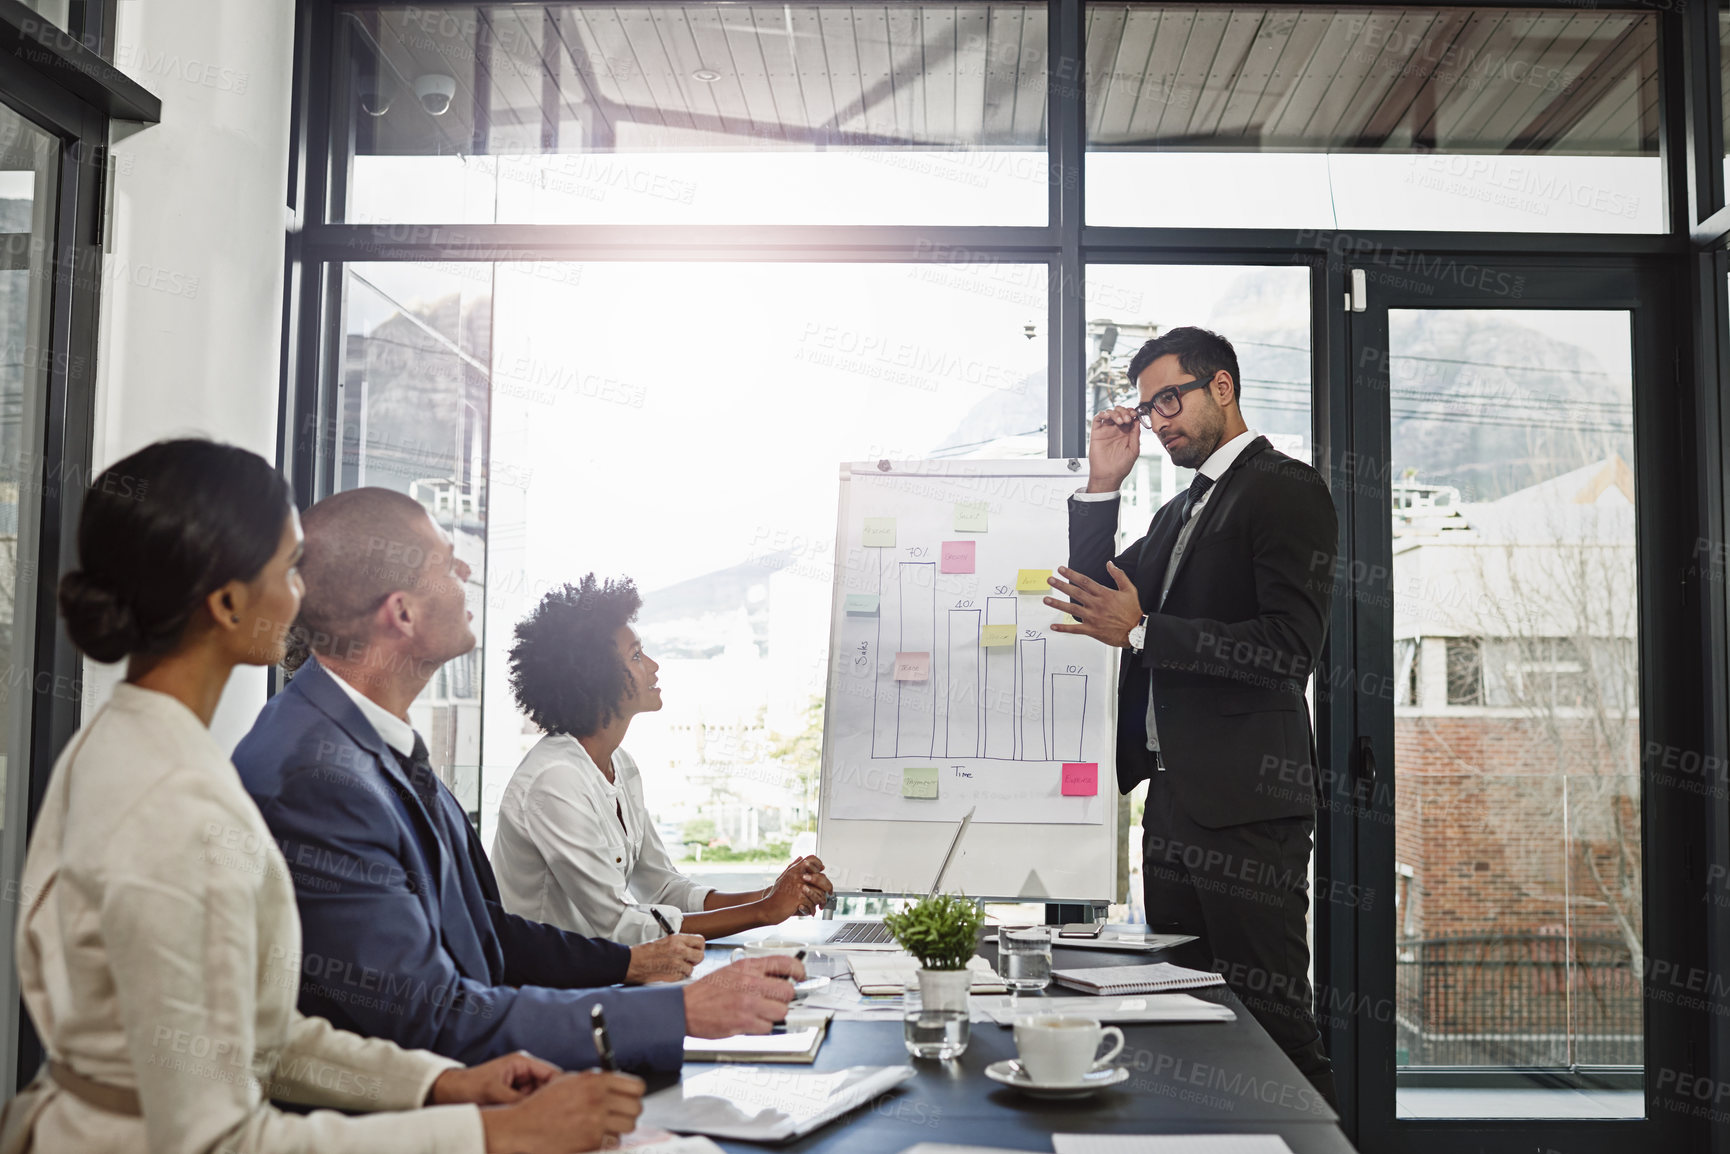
285, 5, 1726, 1151
0, 0, 157, 1090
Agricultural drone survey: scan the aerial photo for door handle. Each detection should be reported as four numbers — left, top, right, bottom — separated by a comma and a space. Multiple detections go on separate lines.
1355, 735, 1377, 796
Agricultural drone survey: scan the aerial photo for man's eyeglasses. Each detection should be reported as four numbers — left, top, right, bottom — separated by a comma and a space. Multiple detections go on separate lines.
1131, 376, 1215, 427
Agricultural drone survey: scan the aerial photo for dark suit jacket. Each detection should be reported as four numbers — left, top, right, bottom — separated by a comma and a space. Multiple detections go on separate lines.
232, 657, 686, 1071
1069, 436, 1339, 829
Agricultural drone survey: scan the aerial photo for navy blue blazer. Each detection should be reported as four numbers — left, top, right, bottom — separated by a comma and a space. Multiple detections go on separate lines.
232, 658, 685, 1071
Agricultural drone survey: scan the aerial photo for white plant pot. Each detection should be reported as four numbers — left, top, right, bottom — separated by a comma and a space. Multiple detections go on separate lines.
917, 966, 972, 1014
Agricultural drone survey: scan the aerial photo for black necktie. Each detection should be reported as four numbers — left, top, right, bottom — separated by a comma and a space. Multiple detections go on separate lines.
1183, 473, 1215, 523
394, 734, 439, 808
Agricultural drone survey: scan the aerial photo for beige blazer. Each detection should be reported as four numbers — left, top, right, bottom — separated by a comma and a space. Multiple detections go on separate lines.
0, 683, 485, 1154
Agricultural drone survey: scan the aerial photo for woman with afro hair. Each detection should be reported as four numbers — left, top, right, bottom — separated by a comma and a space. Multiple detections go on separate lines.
491, 575, 832, 943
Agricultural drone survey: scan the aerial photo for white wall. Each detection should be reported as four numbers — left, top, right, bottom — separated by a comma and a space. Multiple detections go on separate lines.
82, 0, 297, 750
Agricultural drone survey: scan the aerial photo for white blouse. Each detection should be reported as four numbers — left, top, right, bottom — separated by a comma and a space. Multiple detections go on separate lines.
0, 683, 482, 1154
491, 735, 713, 945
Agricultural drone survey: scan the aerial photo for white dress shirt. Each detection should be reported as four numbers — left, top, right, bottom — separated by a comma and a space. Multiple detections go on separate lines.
321, 657, 417, 757
490, 735, 714, 945
4, 683, 480, 1154
1074, 429, 1260, 758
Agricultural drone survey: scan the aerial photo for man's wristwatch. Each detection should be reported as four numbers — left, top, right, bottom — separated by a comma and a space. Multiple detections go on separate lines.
1127, 614, 1149, 652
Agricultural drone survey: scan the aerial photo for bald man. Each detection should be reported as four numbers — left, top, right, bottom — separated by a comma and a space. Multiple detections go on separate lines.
233, 488, 801, 1073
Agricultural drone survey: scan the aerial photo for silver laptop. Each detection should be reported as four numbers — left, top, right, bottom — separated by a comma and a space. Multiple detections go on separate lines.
813, 808, 975, 947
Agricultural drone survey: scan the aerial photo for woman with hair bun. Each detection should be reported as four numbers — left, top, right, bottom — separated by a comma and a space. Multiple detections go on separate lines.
0, 440, 642, 1154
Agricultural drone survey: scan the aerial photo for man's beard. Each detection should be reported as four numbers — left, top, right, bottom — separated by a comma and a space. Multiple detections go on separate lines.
1167, 434, 1216, 470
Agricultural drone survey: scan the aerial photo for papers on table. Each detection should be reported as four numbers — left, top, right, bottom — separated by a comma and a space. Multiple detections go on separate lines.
640, 1064, 916, 1142
802, 974, 1002, 1023
983, 931, 1199, 953
1053, 1136, 1294, 1154
682, 1026, 825, 1064
847, 953, 1007, 995
981, 993, 1236, 1026
618, 1132, 727, 1153
1052, 962, 1226, 995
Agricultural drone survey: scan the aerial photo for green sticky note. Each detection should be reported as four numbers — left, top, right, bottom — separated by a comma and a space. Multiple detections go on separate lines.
844, 594, 880, 615
902, 767, 939, 799
1017, 568, 1052, 593
981, 624, 1016, 647
862, 518, 897, 547
954, 502, 989, 532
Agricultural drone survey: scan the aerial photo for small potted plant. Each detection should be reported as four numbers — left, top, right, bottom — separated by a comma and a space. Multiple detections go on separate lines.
884, 892, 985, 1018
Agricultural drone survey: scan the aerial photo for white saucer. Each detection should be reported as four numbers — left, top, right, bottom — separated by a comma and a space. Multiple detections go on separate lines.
793, 975, 832, 998
984, 1059, 1129, 1099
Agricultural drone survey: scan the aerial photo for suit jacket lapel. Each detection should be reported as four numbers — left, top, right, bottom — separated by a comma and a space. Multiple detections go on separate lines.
1162, 436, 1270, 597
1135, 504, 1182, 610
293, 660, 493, 978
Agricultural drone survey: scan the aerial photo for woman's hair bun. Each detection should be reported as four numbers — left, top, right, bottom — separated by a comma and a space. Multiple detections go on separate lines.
58, 569, 141, 664
60, 439, 292, 664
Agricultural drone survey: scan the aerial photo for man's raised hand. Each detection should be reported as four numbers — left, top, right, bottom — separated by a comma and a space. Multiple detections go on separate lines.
1087, 407, 1141, 494
1045, 562, 1143, 648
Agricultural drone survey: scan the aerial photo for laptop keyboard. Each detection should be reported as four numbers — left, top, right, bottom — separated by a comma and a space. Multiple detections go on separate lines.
828, 921, 896, 945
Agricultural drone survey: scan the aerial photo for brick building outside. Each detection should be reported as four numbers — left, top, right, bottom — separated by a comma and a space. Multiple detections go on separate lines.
1390, 456, 1642, 1069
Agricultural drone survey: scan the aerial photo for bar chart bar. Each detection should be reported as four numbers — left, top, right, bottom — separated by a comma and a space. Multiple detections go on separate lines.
1019, 639, 1047, 761
1051, 673, 1088, 761
895, 562, 936, 756
982, 596, 1017, 759
870, 553, 897, 757
945, 609, 982, 757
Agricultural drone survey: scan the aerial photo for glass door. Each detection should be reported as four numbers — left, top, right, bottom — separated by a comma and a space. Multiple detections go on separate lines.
1345, 261, 1689, 1152
0, 97, 65, 1095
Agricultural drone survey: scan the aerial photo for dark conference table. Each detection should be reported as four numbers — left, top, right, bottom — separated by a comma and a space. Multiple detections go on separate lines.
685, 935, 1359, 1154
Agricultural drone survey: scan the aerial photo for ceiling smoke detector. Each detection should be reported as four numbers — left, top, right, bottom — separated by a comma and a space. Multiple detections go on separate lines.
691, 68, 722, 82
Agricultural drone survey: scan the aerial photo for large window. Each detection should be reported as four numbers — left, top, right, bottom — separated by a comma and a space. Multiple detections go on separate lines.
295, 4, 1721, 1148
332, 4, 1051, 226
331, 258, 1046, 891
1085, 6, 1663, 232
1389, 309, 1641, 1118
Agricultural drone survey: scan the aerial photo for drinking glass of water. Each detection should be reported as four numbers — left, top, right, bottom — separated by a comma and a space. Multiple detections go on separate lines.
1000, 926, 1053, 991
902, 988, 970, 1059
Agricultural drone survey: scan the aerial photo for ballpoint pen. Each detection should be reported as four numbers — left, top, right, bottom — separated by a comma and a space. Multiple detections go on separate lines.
590, 1003, 617, 1071
649, 907, 675, 937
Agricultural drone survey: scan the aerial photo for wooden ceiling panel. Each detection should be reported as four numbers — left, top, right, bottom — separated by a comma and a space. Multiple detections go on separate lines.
348, 5, 1658, 158
1009, 5, 1047, 142
1089, 6, 1157, 142
1181, 9, 1263, 138
1155, 7, 1227, 139
1125, 8, 1190, 140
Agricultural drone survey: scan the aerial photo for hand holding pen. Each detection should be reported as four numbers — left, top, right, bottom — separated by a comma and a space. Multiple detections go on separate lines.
590, 1003, 617, 1071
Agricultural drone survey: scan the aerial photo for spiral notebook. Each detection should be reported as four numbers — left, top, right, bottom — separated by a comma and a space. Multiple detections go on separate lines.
1050, 962, 1226, 995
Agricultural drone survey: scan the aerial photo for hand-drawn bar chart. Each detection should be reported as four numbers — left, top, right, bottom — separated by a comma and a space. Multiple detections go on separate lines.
868, 557, 1087, 764
827, 461, 1113, 826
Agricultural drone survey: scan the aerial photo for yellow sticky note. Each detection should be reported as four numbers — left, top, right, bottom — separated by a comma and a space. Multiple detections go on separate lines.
1017, 568, 1052, 593
902, 767, 939, 799
862, 518, 896, 547
954, 502, 989, 532
981, 624, 1016, 647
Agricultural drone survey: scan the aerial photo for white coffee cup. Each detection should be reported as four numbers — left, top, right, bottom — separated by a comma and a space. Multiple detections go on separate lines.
730, 939, 805, 962
1012, 1015, 1125, 1084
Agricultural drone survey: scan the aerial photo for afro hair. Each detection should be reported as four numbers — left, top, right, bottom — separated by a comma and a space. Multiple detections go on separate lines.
509, 574, 644, 736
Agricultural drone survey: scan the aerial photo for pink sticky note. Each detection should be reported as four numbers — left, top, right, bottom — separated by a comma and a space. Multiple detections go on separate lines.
940, 541, 976, 574
1061, 762, 1099, 796
894, 652, 931, 681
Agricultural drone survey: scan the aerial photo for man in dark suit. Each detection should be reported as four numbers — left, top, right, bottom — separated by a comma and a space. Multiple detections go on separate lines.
234, 487, 801, 1073
1048, 326, 1339, 1105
